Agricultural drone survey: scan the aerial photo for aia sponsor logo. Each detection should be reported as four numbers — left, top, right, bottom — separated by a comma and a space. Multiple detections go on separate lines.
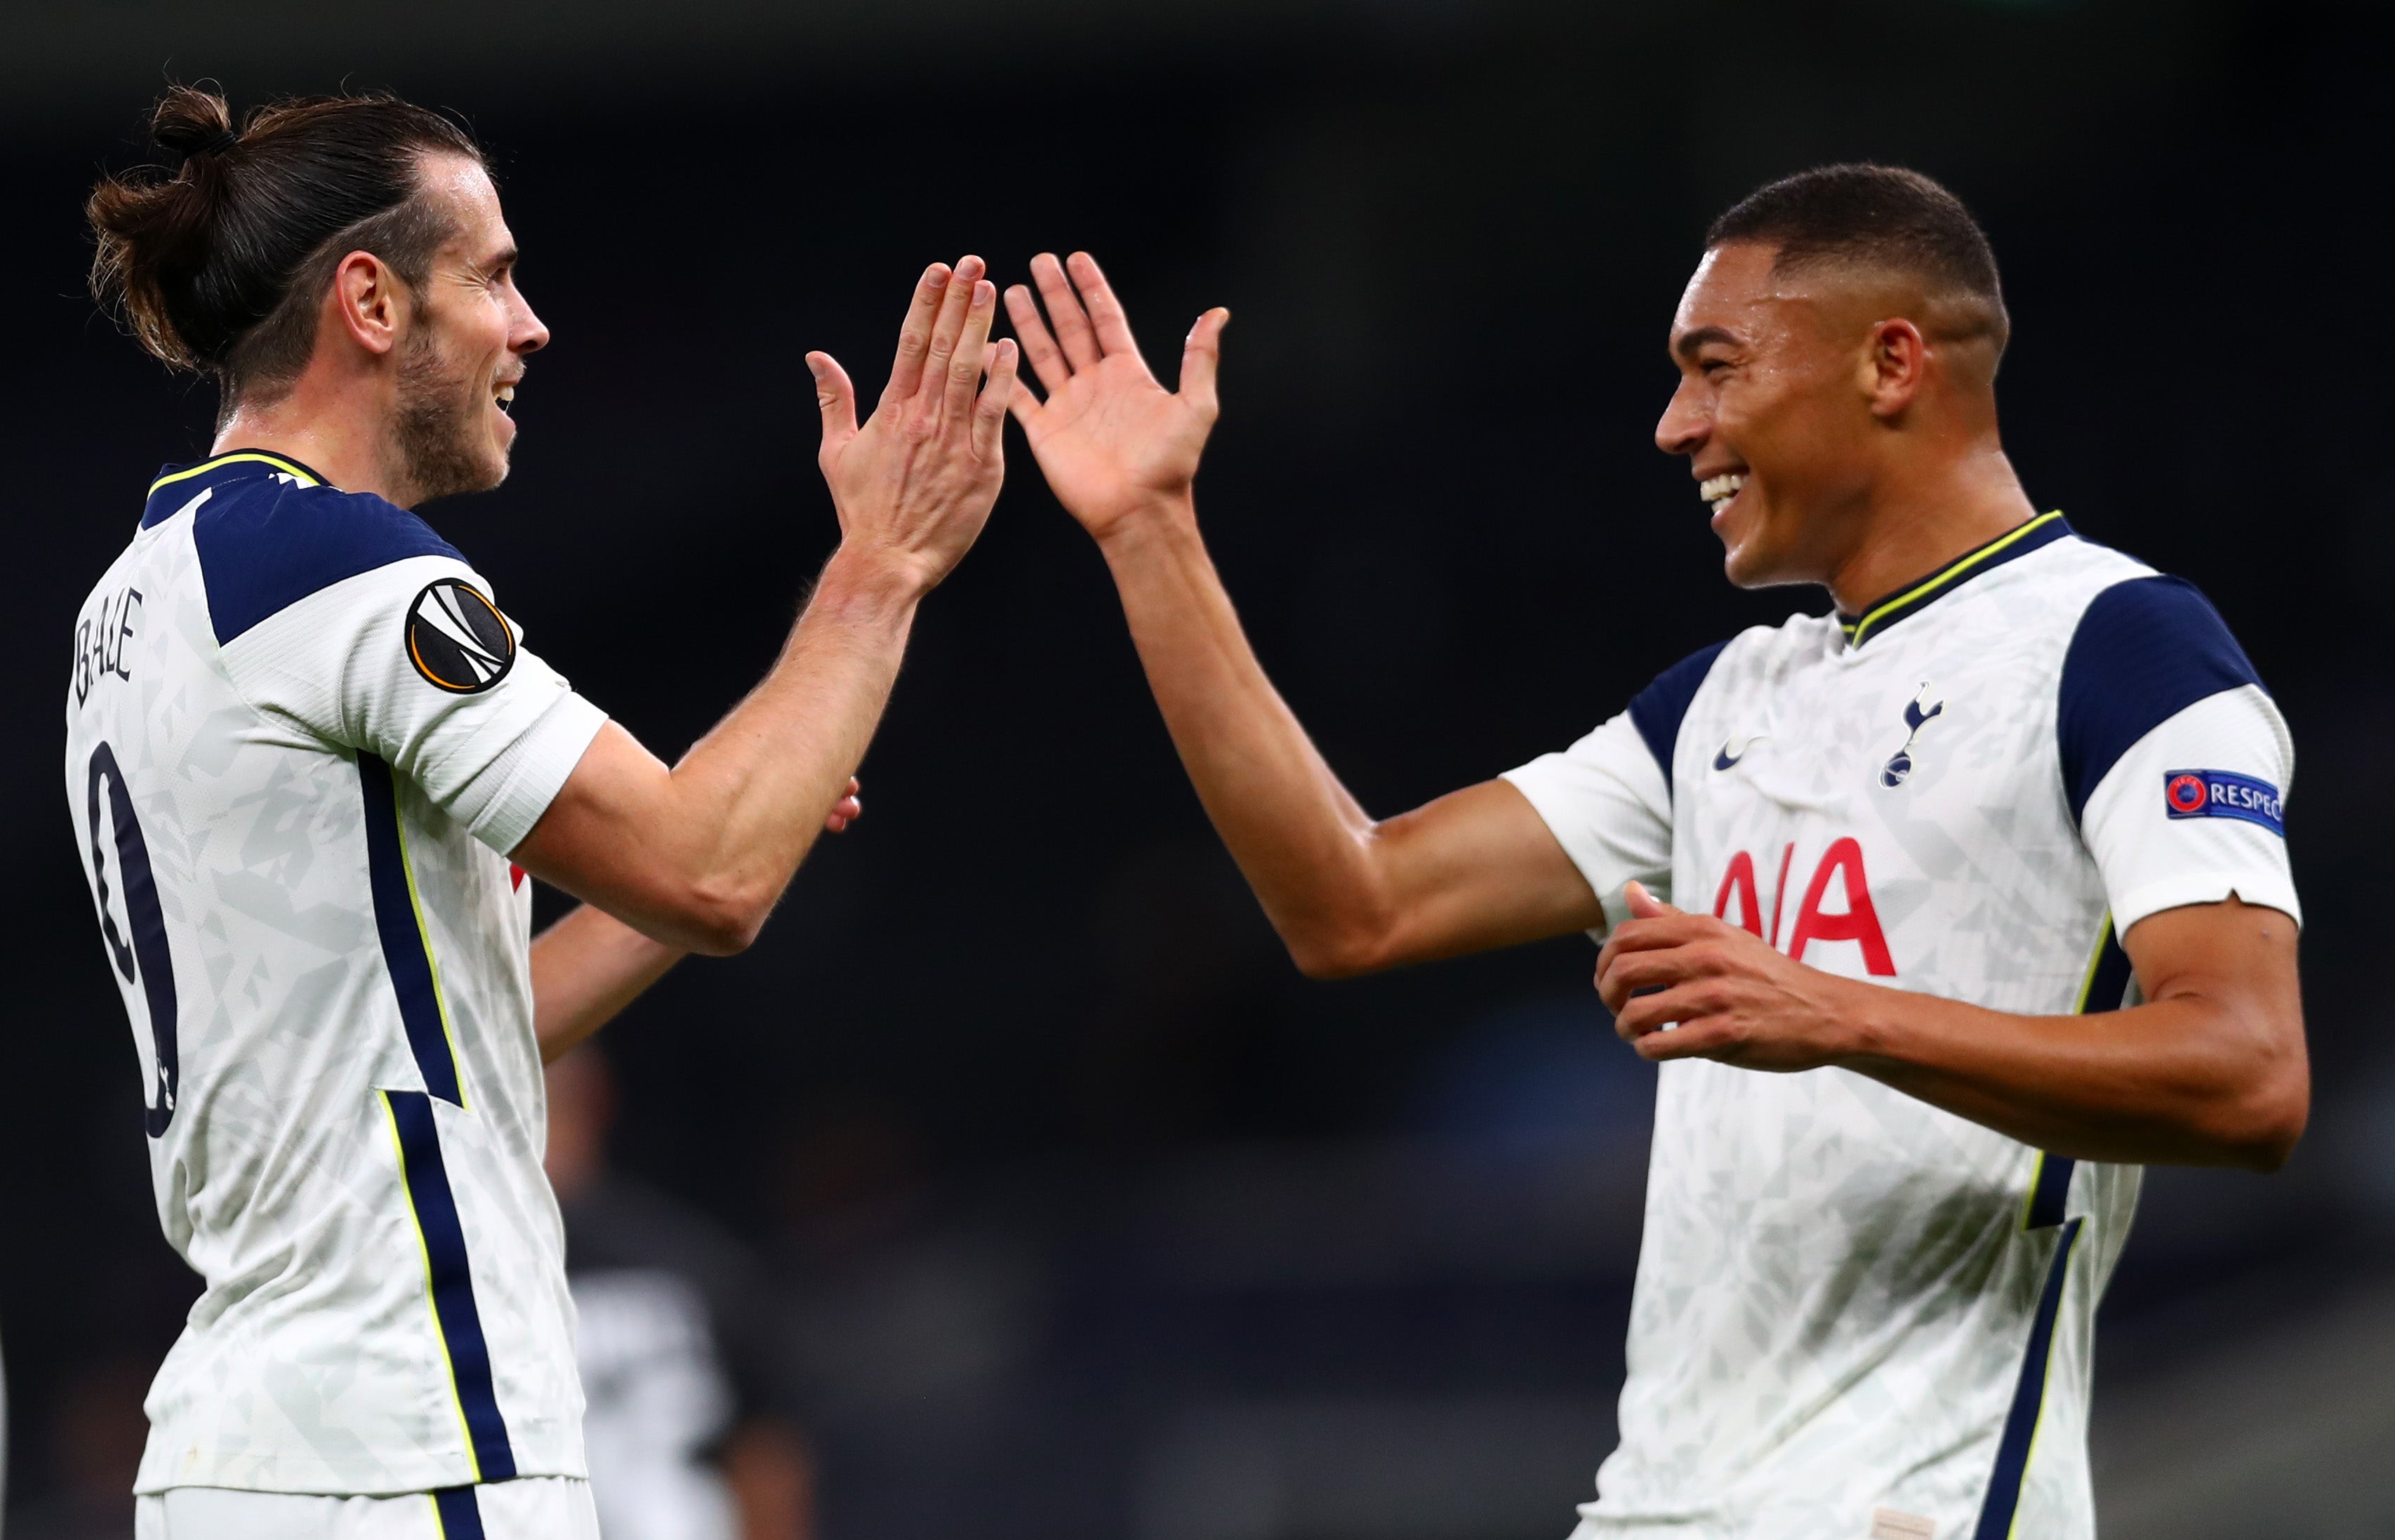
1711, 837, 1897, 976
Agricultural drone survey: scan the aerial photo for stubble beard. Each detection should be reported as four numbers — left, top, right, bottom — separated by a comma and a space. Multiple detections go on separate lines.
393, 321, 504, 505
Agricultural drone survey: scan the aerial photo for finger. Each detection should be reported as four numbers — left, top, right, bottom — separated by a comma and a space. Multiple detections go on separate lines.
1614, 983, 1720, 1042
1623, 881, 1683, 919
1003, 284, 1073, 397
1066, 251, 1144, 362
941, 278, 997, 428
974, 338, 1018, 460
1595, 946, 1713, 1015
1597, 915, 1719, 964
880, 263, 950, 407
1030, 251, 1101, 371
1178, 307, 1230, 415
1631, 1018, 1734, 1061
1007, 376, 1047, 430
807, 352, 858, 448
917, 256, 986, 410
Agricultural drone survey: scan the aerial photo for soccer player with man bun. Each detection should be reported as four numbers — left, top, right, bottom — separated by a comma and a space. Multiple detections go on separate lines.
67, 86, 1015, 1538
1007, 166, 2307, 1539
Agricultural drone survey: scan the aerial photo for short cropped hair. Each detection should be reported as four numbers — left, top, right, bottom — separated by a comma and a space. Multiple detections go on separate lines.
1706, 164, 2008, 354
88, 84, 485, 402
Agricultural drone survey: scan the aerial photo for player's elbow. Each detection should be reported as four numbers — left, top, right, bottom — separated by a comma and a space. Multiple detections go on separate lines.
663, 877, 775, 956
1284, 917, 1404, 981
2218, 1068, 2309, 1173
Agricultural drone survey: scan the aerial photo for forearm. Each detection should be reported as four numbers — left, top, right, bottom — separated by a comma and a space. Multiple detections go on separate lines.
524, 548, 919, 951
531, 903, 686, 1062
1095, 499, 1398, 967
661, 550, 917, 901
1837, 982, 2307, 1169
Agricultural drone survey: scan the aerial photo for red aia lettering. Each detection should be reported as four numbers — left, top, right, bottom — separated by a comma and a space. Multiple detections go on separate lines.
1712, 850, 1763, 936
1784, 836, 1896, 976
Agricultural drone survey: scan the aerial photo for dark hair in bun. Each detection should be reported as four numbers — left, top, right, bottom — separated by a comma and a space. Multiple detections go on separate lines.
88, 84, 486, 402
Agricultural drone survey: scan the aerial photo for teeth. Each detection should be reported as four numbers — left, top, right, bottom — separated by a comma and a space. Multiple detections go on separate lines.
1700, 472, 1746, 511
495, 384, 515, 414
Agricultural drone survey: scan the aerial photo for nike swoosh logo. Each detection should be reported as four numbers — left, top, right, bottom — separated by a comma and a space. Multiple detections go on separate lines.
1713, 734, 1765, 771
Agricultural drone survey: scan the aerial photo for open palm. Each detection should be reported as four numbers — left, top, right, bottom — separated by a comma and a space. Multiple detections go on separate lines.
1004, 252, 1228, 539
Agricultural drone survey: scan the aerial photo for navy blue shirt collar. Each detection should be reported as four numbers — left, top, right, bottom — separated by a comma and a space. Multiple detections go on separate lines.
142, 449, 334, 528
1835, 512, 2072, 649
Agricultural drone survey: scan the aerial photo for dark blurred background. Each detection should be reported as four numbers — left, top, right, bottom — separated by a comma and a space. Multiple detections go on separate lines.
4, 1, 2391, 1536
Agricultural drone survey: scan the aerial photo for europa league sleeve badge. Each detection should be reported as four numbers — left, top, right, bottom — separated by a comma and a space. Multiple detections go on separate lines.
405, 578, 517, 694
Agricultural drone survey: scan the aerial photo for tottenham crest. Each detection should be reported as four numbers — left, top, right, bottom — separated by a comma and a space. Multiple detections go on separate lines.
406, 578, 516, 693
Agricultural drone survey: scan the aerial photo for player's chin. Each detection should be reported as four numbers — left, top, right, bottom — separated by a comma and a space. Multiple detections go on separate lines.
476, 430, 515, 489
1718, 522, 1796, 591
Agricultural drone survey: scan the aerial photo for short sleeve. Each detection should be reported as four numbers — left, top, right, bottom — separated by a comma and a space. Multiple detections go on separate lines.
2062, 576, 2298, 934
201, 485, 607, 855
1502, 712, 1676, 930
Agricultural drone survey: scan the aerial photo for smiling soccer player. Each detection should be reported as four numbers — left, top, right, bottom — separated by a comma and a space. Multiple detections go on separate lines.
1007, 167, 2307, 1539
67, 87, 1014, 1539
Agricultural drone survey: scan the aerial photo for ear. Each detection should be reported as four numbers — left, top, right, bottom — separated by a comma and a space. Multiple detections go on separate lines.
1859, 317, 1927, 420
327, 251, 408, 359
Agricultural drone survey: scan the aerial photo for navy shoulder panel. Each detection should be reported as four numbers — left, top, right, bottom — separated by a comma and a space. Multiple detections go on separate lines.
1626, 640, 1729, 791
193, 481, 465, 646
2057, 575, 2262, 822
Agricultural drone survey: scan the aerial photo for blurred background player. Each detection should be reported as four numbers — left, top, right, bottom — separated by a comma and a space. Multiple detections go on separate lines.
1004, 166, 2307, 1539
545, 1047, 813, 1540
65, 86, 1014, 1539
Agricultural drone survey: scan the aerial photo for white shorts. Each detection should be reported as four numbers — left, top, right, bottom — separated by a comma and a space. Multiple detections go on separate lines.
135, 1478, 597, 1539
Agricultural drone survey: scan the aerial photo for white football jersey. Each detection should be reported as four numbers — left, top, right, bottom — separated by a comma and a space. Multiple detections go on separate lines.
1504, 514, 2298, 1540
63, 451, 609, 1497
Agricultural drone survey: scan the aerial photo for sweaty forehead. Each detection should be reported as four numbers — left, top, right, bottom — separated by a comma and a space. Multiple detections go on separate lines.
418, 155, 512, 260
1670, 242, 1895, 357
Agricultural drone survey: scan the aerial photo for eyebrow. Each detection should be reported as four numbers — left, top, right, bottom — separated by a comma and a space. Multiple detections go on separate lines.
1672, 324, 1739, 362
480, 245, 519, 277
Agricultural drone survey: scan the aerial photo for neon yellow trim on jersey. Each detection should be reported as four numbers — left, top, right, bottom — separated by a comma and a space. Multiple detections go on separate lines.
391, 796, 468, 1112
2072, 914, 2116, 1015
2008, 1223, 2083, 1539
427, 1494, 450, 1538
380, 1091, 486, 1484
1842, 511, 2064, 649
147, 451, 321, 496
2016, 1153, 2046, 1233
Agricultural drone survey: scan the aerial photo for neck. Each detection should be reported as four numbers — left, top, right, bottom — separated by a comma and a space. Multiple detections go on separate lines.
1822, 436, 2039, 614
214, 377, 411, 506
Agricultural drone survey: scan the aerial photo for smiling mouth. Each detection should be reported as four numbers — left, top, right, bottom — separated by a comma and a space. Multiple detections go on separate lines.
1699, 472, 1746, 515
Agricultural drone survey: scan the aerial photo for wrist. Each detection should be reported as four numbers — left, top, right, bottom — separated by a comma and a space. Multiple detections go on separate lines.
1091, 491, 1200, 559
816, 544, 934, 614
1827, 975, 1905, 1071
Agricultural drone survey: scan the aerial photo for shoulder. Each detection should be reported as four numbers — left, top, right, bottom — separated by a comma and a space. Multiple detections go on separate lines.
190, 477, 467, 646
1627, 613, 1834, 771
2057, 570, 2264, 818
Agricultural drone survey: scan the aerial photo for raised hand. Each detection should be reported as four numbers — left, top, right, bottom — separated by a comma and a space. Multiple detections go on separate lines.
1004, 252, 1229, 540
809, 258, 1019, 594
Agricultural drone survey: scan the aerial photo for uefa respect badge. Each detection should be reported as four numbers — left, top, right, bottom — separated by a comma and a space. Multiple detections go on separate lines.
2162, 769, 2283, 836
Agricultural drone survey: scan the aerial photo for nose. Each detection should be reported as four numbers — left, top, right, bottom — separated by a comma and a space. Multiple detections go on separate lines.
512, 286, 550, 357
1654, 373, 1708, 458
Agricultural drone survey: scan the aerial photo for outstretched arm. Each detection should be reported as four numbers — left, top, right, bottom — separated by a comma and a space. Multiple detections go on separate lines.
515, 260, 1017, 956
1596, 884, 2308, 1169
1007, 253, 1600, 976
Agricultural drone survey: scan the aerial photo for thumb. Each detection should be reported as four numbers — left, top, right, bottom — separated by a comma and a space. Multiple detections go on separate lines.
1624, 880, 1680, 919
808, 351, 858, 446
1177, 307, 1230, 415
